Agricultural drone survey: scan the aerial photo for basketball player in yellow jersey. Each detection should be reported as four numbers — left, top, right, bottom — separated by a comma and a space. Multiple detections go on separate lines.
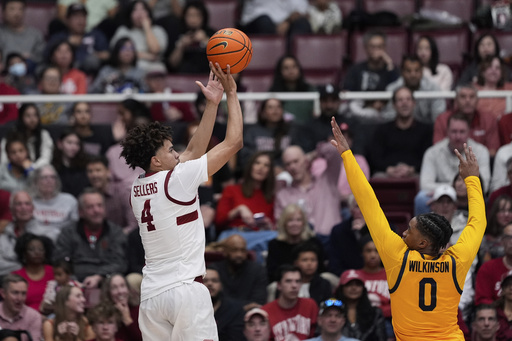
330, 117, 485, 341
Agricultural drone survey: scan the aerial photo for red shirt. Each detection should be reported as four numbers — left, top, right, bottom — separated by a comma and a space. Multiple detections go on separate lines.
474, 257, 509, 305
0, 189, 12, 221
355, 269, 391, 318
61, 68, 87, 94
0, 82, 19, 124
13, 265, 54, 311
262, 298, 318, 341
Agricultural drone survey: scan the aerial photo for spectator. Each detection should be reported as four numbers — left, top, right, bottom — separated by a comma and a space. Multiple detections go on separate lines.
433, 84, 500, 158
47, 3, 109, 75
28, 165, 79, 241
86, 303, 122, 341
275, 144, 342, 243
167, 1, 214, 74
368, 86, 432, 178
0, 49, 19, 125
474, 56, 512, 121
215, 151, 275, 233
415, 113, 491, 214
240, 98, 312, 169
110, 0, 168, 72
266, 203, 325, 282
145, 0, 183, 53
89, 37, 146, 94
71, 102, 116, 156
42, 285, 95, 341
46, 40, 87, 95
480, 196, 512, 262
0, 134, 33, 193
385, 55, 446, 124
36, 66, 71, 125
472, 304, 500, 341
495, 271, 512, 341
40, 258, 80, 316
453, 174, 471, 211
12, 233, 54, 312
489, 157, 512, 210
0, 274, 42, 341
0, 0, 45, 69
210, 234, 268, 311
0, 103, 54, 169
305, 298, 360, 341
429, 185, 468, 244
52, 130, 90, 198
86, 155, 137, 234
261, 265, 319, 340
343, 30, 399, 123
334, 270, 387, 341
56, 0, 118, 34
307, 0, 342, 34
415, 35, 453, 91
203, 267, 245, 341
100, 274, 142, 341
53, 188, 127, 287
475, 223, 512, 305
269, 55, 316, 123
0, 189, 12, 233
243, 308, 271, 341
491, 143, 512, 193
3, 52, 37, 94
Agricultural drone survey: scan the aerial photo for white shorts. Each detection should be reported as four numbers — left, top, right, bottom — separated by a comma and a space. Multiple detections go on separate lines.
139, 281, 218, 341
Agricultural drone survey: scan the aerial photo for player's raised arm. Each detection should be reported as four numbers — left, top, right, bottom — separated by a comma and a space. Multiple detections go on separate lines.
330, 117, 350, 155
206, 64, 243, 176
180, 62, 224, 163
455, 143, 480, 180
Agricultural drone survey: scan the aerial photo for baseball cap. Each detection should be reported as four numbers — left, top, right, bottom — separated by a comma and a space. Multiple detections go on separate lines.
318, 84, 340, 100
339, 269, 364, 286
428, 185, 457, 205
501, 270, 512, 287
145, 63, 168, 78
319, 298, 345, 315
66, 3, 87, 17
244, 308, 269, 322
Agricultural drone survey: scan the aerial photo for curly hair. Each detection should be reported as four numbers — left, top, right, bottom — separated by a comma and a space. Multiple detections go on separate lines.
416, 213, 453, 254
14, 232, 53, 266
120, 121, 173, 171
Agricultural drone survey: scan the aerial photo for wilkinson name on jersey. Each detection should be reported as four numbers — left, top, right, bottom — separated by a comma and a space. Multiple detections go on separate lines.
409, 260, 450, 273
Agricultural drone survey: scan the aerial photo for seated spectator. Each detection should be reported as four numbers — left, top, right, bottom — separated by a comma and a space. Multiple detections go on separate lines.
489, 157, 512, 210
415, 35, 453, 91
269, 56, 316, 123
52, 130, 90, 198
86, 156, 137, 234
243, 308, 271, 341
28, 165, 79, 240
110, 0, 168, 72
307, 0, 342, 34
53, 188, 127, 288
215, 151, 275, 234
167, 1, 214, 74
305, 298, 360, 341
367, 86, 432, 178
40, 258, 80, 315
480, 196, 512, 262
89, 37, 146, 94
42, 285, 95, 341
36, 66, 72, 125
12, 233, 54, 312
203, 267, 246, 341
47, 3, 109, 75
99, 274, 142, 341
56, 0, 118, 35
343, 30, 399, 123
496, 271, 512, 341
0, 103, 54, 169
267, 203, 325, 282
71, 102, 115, 156
0, 0, 45, 71
261, 265, 318, 340
210, 234, 268, 311
145, 0, 183, 53
0, 49, 19, 125
429, 185, 468, 244
0, 274, 42, 341
334, 270, 387, 341
240, 99, 313, 169
3, 52, 36, 95
0, 134, 33, 193
385, 55, 446, 124
472, 304, 500, 341
46, 40, 87, 95
491, 142, 512, 194
433, 84, 500, 158
86, 303, 121, 341
474, 56, 512, 121
475, 223, 512, 305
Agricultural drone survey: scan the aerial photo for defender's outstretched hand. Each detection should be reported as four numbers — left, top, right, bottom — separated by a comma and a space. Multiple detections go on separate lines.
330, 117, 350, 155
455, 143, 479, 179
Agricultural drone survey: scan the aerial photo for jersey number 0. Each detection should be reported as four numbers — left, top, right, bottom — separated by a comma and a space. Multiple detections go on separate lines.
419, 278, 437, 311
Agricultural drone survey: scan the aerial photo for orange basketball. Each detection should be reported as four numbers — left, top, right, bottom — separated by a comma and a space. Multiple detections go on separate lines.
206, 28, 253, 74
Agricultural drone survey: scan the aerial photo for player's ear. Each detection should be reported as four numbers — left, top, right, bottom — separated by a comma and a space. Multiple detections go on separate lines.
150, 155, 161, 168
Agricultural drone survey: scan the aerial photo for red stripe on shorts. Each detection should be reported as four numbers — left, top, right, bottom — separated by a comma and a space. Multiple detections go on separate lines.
177, 210, 198, 225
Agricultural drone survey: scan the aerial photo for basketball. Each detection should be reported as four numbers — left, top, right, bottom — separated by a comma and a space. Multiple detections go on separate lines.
206, 28, 253, 74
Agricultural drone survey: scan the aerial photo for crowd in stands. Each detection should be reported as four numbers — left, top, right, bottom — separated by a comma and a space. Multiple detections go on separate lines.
1, 0, 512, 340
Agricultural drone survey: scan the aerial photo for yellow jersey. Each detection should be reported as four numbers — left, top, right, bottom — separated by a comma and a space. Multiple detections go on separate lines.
341, 150, 486, 341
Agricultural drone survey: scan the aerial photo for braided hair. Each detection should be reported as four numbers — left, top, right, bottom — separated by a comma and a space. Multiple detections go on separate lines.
416, 213, 453, 255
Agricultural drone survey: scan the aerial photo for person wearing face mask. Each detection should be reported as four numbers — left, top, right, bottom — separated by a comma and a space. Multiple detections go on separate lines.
3, 52, 36, 94
0, 49, 20, 125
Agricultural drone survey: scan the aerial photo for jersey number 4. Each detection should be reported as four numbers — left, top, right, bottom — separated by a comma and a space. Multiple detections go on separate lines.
419, 278, 437, 311
141, 199, 155, 231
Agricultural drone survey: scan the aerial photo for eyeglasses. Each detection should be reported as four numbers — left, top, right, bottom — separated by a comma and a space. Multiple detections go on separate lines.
323, 298, 343, 308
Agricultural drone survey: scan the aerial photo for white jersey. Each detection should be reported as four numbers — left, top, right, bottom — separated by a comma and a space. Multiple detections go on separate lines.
130, 155, 208, 302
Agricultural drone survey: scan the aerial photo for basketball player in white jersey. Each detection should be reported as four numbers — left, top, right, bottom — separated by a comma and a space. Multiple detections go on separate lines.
120, 63, 243, 341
